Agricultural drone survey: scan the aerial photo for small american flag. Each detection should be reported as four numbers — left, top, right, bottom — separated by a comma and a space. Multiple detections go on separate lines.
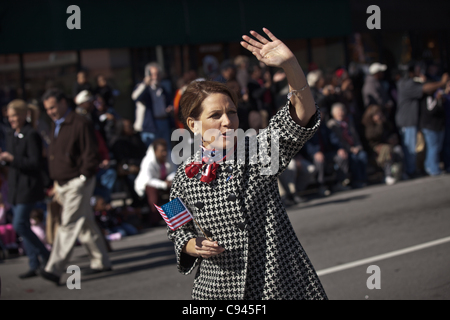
154, 197, 193, 231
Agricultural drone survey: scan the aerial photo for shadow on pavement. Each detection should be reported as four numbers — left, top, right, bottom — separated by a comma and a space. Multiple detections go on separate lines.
78, 240, 177, 283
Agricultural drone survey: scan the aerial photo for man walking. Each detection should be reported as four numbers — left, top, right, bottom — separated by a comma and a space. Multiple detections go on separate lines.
40, 88, 111, 285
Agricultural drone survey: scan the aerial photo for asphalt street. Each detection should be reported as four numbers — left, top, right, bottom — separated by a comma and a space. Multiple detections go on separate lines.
1, 174, 449, 300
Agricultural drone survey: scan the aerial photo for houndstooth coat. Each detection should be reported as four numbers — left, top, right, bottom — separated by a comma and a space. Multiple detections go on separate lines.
168, 101, 328, 300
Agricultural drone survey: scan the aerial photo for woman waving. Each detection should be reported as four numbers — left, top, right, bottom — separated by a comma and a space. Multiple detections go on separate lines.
167, 28, 327, 300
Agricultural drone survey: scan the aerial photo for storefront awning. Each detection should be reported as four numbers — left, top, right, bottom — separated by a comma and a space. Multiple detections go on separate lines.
0, 0, 351, 54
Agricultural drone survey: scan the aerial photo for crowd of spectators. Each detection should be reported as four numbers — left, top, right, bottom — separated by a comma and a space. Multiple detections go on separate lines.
1, 54, 449, 261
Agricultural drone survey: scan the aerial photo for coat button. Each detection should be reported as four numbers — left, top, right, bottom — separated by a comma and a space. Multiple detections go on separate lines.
227, 193, 237, 201
236, 222, 245, 231
194, 202, 204, 209
225, 165, 233, 173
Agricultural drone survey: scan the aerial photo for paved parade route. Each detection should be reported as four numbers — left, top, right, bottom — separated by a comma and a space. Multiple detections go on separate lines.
1, 174, 449, 300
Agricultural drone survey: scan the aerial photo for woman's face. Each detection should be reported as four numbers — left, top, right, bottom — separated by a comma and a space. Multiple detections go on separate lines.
7, 108, 27, 131
188, 93, 239, 150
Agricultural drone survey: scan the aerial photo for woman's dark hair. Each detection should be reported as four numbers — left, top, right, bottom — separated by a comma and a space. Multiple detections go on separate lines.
179, 80, 238, 132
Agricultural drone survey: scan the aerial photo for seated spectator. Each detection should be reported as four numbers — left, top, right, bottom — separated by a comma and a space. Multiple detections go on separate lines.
134, 139, 176, 227
362, 104, 403, 185
339, 77, 362, 136
110, 118, 147, 207
94, 94, 119, 148
92, 196, 138, 241
327, 102, 368, 188
303, 113, 350, 195
278, 154, 314, 206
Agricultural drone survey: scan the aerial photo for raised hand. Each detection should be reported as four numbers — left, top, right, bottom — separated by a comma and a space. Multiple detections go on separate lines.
242, 27, 316, 127
240, 28, 295, 68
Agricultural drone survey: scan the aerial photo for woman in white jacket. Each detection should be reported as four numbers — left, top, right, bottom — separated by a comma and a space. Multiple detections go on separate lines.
134, 138, 176, 226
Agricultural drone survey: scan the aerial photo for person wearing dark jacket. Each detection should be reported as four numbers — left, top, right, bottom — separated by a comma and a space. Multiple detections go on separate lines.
302, 112, 349, 195
72, 70, 93, 99
420, 88, 446, 176
0, 99, 50, 279
40, 88, 111, 285
362, 104, 403, 184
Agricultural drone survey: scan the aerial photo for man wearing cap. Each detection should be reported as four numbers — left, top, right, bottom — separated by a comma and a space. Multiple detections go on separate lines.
40, 88, 111, 285
395, 62, 448, 178
362, 62, 393, 110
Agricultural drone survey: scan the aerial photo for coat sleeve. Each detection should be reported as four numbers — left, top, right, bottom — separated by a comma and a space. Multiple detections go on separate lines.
253, 99, 320, 178
166, 164, 200, 275
78, 119, 100, 178
10, 130, 42, 171
131, 83, 147, 102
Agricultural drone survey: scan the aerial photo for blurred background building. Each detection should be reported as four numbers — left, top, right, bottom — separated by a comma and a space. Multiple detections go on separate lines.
1, 0, 449, 120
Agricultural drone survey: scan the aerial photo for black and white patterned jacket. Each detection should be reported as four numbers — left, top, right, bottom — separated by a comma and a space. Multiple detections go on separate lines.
168, 100, 328, 300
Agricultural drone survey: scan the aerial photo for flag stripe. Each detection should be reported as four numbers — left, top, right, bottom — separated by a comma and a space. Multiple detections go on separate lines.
168, 214, 192, 230
167, 210, 191, 224
170, 215, 193, 230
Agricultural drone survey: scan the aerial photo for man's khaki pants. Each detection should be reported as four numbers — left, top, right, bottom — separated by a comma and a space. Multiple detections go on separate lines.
45, 176, 111, 277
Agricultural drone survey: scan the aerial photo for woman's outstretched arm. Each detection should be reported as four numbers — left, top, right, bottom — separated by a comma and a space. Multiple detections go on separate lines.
240, 28, 316, 127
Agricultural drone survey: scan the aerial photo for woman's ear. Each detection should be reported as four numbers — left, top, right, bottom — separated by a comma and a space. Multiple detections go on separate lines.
186, 117, 197, 134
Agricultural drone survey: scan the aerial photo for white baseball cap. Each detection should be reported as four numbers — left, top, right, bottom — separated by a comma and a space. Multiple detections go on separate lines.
369, 62, 387, 75
307, 70, 323, 87
75, 90, 93, 105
